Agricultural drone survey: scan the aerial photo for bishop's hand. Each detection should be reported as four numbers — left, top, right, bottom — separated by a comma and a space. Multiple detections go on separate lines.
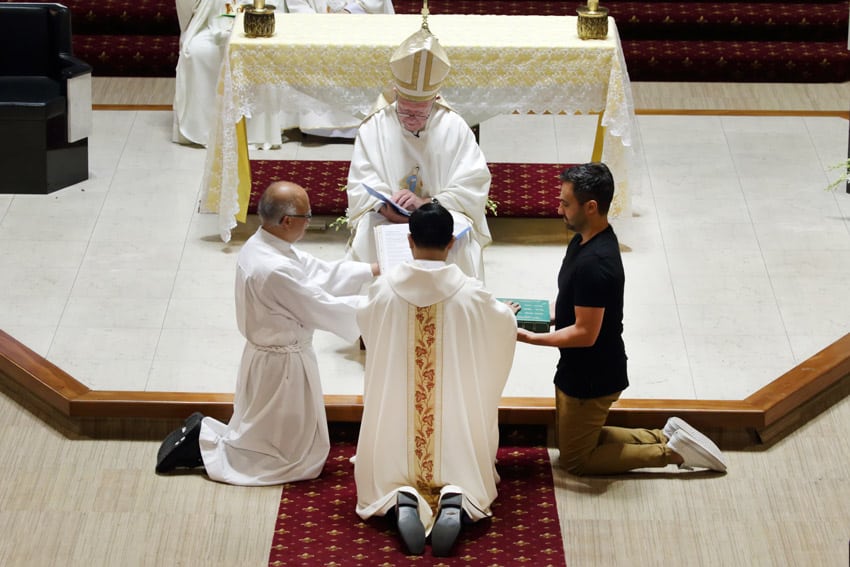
392, 190, 428, 212
378, 203, 411, 224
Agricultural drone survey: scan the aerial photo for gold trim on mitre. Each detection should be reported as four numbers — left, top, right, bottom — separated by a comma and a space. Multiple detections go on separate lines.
390, 27, 451, 102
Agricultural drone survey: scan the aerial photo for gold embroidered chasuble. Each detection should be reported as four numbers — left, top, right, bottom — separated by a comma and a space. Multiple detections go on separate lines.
353, 261, 518, 532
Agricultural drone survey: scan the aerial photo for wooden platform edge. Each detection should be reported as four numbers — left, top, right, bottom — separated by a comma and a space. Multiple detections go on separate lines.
1, 329, 848, 438
634, 109, 850, 119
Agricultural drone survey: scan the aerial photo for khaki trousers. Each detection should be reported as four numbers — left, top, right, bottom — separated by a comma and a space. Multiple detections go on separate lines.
556, 387, 674, 475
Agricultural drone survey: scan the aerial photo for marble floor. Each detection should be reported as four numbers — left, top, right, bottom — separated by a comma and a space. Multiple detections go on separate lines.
1, 108, 848, 401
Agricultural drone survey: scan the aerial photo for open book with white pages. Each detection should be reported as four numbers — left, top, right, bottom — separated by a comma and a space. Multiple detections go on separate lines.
374, 220, 472, 274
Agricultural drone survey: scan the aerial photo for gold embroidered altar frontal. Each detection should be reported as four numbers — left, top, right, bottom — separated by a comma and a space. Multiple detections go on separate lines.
200, 13, 637, 242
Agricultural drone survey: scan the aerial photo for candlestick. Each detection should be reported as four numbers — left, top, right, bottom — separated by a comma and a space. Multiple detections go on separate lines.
577, 0, 608, 39
253, 0, 265, 10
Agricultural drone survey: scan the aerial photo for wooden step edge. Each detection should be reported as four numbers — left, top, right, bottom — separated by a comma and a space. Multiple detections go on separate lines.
2, 329, 849, 437
635, 109, 850, 119
744, 333, 850, 428
608, 399, 765, 429
0, 329, 89, 415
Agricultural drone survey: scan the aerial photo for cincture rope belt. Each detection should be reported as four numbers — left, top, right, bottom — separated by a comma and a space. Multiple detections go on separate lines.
250, 341, 309, 354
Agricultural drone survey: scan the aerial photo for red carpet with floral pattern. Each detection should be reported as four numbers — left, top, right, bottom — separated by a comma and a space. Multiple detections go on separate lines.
9, 0, 844, 81
249, 160, 565, 218
9, 0, 846, 80
267, 438, 565, 566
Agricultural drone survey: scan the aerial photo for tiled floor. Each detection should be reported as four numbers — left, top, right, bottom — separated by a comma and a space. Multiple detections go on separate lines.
1, 109, 848, 400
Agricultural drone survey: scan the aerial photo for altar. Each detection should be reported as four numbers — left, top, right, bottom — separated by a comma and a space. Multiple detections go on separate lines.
199, 13, 637, 242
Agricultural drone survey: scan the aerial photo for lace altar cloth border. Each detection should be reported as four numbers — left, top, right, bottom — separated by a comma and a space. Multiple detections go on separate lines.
201, 13, 637, 242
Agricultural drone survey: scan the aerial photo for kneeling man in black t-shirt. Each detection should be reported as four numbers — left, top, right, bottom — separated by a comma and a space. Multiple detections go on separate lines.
516, 162, 727, 475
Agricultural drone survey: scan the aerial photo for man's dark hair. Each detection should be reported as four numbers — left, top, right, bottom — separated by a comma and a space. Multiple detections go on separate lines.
409, 202, 454, 249
559, 162, 615, 214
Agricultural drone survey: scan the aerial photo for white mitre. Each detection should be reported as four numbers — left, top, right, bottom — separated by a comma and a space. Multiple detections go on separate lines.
389, 26, 451, 101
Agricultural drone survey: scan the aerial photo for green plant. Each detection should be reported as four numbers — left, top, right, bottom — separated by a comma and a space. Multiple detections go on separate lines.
826, 159, 850, 192
328, 183, 349, 231
329, 215, 348, 231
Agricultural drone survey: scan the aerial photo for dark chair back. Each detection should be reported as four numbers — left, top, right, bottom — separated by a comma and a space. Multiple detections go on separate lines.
0, 2, 89, 194
0, 3, 73, 77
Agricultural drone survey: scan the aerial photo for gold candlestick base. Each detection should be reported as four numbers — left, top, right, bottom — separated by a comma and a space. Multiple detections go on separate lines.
576, 6, 608, 40
244, 5, 276, 38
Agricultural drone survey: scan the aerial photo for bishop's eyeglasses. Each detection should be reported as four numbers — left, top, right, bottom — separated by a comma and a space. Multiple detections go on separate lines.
396, 109, 431, 120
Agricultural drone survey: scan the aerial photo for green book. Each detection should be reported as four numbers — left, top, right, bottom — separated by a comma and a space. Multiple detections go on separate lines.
498, 298, 551, 333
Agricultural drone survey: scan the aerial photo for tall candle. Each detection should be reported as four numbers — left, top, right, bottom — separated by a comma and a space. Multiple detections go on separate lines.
254, 0, 265, 10
588, 0, 599, 11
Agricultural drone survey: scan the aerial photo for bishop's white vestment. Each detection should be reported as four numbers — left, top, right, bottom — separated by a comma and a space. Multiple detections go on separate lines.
172, 0, 394, 147
354, 260, 517, 531
346, 102, 492, 280
199, 228, 373, 486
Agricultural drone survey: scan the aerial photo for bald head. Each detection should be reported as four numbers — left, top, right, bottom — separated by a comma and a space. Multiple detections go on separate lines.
258, 181, 309, 227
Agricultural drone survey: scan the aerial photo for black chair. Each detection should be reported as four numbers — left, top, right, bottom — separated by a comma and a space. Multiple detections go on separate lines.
0, 2, 92, 194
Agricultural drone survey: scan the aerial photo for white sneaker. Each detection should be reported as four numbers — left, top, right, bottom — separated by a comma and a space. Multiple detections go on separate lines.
667, 429, 727, 472
663, 416, 702, 440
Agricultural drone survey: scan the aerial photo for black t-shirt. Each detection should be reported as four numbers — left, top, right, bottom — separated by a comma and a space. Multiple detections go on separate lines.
553, 225, 628, 398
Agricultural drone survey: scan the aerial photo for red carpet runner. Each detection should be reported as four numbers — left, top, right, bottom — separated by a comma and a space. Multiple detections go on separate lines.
267, 443, 565, 566
249, 160, 565, 218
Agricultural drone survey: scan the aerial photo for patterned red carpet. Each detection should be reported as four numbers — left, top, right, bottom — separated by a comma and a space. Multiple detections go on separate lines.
249, 160, 565, 218
34, 0, 847, 81
267, 441, 565, 566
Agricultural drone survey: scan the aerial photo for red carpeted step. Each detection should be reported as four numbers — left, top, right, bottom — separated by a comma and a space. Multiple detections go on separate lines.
395, 0, 849, 42
267, 442, 565, 567
624, 39, 850, 82
4, 0, 179, 35
394, 0, 845, 15
393, 0, 850, 82
393, 0, 572, 15
16, 0, 842, 83
609, 2, 849, 42
73, 34, 179, 77
249, 160, 350, 217
248, 160, 566, 218
72, 0, 179, 35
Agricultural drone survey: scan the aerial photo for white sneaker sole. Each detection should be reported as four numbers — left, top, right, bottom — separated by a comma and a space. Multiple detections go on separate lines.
675, 429, 727, 472
664, 416, 702, 440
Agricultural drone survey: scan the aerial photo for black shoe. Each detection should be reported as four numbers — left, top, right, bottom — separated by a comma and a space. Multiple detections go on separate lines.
431, 492, 463, 557
181, 412, 205, 433
395, 490, 426, 555
155, 413, 204, 473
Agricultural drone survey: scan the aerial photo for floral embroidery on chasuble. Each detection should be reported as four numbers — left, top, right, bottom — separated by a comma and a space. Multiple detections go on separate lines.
408, 302, 443, 511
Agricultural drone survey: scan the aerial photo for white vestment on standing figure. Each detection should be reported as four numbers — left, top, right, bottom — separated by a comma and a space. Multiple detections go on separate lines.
346, 101, 492, 280
172, 0, 224, 147
172, 0, 394, 147
198, 228, 373, 486
354, 260, 517, 532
